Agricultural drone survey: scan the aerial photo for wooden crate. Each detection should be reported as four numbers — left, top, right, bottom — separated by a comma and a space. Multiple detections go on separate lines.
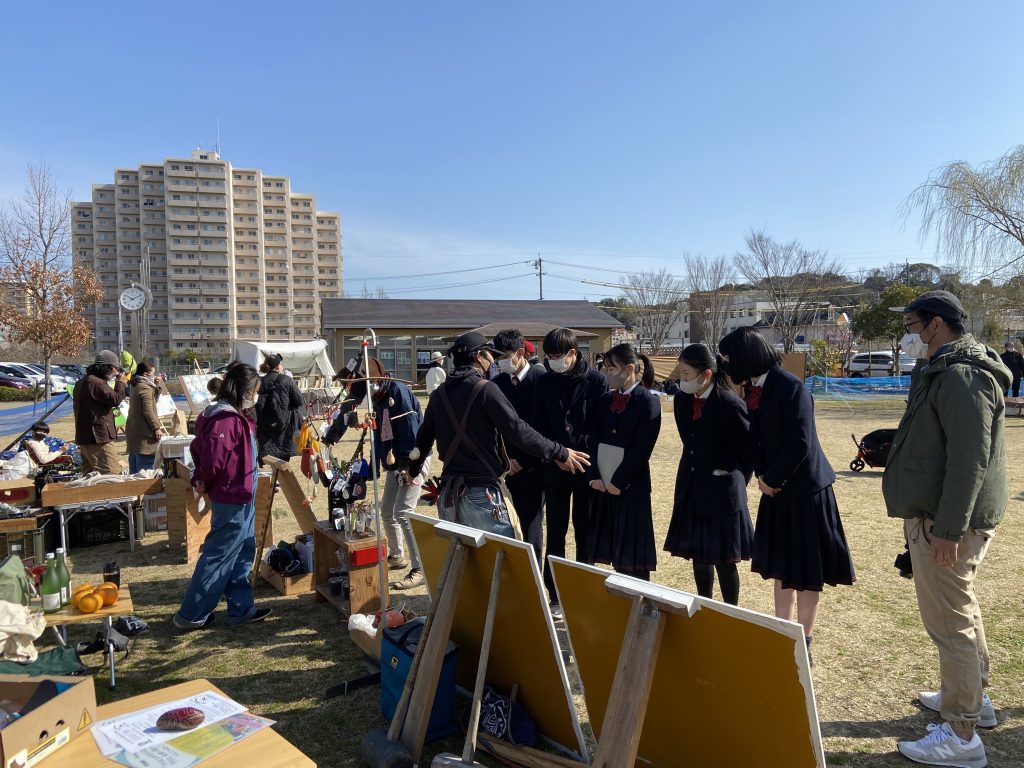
0, 479, 36, 507
41, 477, 162, 508
0, 517, 44, 561
258, 560, 314, 596
165, 463, 273, 564
313, 521, 388, 615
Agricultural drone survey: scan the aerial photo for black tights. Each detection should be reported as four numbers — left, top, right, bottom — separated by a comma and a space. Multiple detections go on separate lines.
692, 562, 740, 605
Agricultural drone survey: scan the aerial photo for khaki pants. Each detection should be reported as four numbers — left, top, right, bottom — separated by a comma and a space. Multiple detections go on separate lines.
905, 517, 994, 732
79, 442, 122, 475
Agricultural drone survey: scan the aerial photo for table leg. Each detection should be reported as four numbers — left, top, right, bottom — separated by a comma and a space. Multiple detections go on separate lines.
127, 501, 136, 553
105, 616, 116, 690
51, 625, 67, 647
59, 508, 68, 554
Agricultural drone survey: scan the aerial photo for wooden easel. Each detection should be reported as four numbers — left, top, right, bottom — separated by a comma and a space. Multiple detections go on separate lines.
591, 576, 696, 767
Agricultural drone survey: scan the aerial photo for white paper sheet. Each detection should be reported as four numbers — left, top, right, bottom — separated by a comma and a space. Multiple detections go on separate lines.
91, 690, 247, 757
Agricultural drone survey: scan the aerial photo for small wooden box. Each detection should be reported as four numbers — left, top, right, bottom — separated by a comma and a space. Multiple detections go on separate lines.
0, 479, 36, 507
259, 560, 314, 596
313, 522, 388, 616
41, 477, 162, 508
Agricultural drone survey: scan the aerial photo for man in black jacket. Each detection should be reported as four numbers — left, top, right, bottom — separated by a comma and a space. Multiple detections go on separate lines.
408, 332, 588, 539
492, 328, 547, 562
999, 341, 1024, 397
531, 328, 608, 616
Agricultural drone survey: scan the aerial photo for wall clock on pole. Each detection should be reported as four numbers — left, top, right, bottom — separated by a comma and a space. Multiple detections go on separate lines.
117, 283, 153, 353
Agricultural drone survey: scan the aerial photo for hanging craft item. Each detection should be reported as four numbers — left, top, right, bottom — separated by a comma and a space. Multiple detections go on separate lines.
420, 476, 443, 506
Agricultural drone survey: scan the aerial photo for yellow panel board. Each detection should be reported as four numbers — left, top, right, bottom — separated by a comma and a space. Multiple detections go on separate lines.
550, 558, 824, 768
409, 513, 586, 757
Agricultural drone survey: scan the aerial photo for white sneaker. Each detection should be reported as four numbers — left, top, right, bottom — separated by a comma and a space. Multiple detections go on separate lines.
897, 722, 987, 767
918, 691, 997, 729
549, 602, 564, 620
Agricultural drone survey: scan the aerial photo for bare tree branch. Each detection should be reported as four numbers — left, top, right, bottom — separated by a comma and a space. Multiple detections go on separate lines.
618, 268, 687, 353
903, 146, 1024, 279
734, 228, 845, 353
682, 253, 734, 347
0, 163, 102, 398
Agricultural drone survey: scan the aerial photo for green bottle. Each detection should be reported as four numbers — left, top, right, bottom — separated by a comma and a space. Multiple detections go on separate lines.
54, 548, 71, 607
40, 554, 61, 614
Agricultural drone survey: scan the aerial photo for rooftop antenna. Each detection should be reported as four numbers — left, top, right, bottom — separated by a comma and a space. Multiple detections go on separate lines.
216, 117, 221, 155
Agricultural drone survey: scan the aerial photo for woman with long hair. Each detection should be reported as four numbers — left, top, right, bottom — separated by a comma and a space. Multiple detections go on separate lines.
586, 343, 661, 580
125, 361, 164, 473
173, 362, 272, 630
718, 327, 854, 662
664, 344, 753, 605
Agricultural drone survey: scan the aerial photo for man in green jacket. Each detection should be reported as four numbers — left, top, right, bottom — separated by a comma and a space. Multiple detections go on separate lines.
884, 290, 1010, 768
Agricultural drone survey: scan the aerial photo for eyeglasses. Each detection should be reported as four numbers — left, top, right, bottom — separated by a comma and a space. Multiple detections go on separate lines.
904, 318, 925, 333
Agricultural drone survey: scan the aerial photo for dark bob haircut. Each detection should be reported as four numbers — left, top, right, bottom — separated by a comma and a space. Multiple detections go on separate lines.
718, 326, 781, 383
604, 343, 655, 389
678, 343, 730, 392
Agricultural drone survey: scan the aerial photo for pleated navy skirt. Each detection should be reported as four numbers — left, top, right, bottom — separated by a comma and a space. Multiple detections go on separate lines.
664, 492, 753, 565
588, 491, 657, 575
751, 484, 856, 591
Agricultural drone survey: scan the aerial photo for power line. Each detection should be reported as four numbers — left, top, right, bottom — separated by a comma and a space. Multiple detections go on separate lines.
348, 260, 528, 283
376, 272, 536, 296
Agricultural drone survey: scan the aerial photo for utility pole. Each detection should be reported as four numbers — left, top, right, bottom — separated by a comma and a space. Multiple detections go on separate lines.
532, 254, 544, 300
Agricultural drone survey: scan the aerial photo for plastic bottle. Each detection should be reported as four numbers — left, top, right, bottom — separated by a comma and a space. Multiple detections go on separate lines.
40, 554, 61, 614
54, 548, 71, 606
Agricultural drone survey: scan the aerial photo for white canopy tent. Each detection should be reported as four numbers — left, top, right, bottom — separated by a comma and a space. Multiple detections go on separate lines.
230, 339, 337, 382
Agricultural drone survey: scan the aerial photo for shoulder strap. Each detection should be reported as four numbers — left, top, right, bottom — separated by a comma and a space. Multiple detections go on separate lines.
436, 378, 506, 477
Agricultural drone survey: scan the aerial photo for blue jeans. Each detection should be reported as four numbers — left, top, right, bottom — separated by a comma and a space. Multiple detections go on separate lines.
438, 483, 515, 538
175, 496, 257, 625
128, 452, 156, 474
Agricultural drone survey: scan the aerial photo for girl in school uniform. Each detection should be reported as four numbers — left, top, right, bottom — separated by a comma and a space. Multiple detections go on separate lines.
718, 327, 855, 660
587, 344, 662, 581
664, 344, 754, 605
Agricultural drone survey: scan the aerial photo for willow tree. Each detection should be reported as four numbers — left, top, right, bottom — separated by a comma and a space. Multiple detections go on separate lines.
904, 145, 1024, 280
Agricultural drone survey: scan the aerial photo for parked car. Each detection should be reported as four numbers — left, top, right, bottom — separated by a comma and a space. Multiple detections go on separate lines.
0, 373, 33, 389
0, 364, 42, 385
845, 351, 916, 377
56, 364, 86, 379
23, 364, 74, 389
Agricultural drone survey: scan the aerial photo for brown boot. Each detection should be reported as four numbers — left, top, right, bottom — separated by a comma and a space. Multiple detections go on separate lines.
390, 568, 424, 591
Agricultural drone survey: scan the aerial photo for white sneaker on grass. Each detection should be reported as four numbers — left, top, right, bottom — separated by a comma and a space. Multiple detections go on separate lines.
897, 722, 987, 767
918, 691, 997, 729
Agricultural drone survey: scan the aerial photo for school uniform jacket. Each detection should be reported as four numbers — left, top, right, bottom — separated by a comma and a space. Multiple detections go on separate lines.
494, 363, 547, 471
673, 386, 753, 516
748, 365, 835, 495
531, 358, 608, 456
585, 385, 662, 493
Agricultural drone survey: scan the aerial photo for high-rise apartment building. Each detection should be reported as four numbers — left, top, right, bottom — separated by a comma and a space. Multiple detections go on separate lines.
72, 150, 342, 358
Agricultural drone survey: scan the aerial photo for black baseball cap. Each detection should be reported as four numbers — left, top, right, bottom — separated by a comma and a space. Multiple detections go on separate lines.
449, 332, 499, 360
889, 290, 967, 322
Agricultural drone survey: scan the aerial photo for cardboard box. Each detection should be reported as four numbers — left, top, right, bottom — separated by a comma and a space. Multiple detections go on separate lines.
0, 479, 36, 507
0, 674, 96, 768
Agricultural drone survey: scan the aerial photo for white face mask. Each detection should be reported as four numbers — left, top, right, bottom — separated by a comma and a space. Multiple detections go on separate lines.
242, 391, 257, 410
548, 353, 573, 374
496, 357, 516, 374
678, 375, 709, 394
901, 333, 929, 360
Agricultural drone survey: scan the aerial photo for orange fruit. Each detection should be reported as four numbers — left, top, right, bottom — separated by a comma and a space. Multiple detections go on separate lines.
95, 586, 118, 607
77, 593, 102, 613
100, 581, 119, 591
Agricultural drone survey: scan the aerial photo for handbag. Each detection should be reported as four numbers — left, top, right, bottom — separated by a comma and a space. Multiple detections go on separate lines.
478, 685, 537, 747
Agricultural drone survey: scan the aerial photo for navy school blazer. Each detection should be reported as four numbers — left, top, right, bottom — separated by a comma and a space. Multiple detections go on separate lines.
531, 365, 608, 456
748, 365, 836, 495
673, 385, 753, 516
585, 385, 662, 493
494, 363, 547, 470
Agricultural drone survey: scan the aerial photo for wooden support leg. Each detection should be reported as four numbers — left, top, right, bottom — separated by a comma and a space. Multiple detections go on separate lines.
591, 595, 666, 767
399, 542, 469, 762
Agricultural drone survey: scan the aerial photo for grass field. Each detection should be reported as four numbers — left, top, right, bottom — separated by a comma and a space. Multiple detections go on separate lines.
23, 396, 1024, 767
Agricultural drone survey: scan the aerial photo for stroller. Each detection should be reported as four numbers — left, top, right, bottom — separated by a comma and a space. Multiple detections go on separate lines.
849, 429, 897, 471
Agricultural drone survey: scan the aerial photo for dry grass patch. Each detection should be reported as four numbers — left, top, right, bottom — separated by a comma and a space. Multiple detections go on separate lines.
17, 396, 1023, 767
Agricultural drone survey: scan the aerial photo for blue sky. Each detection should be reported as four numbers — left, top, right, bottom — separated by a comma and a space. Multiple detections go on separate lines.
3, 2, 1024, 300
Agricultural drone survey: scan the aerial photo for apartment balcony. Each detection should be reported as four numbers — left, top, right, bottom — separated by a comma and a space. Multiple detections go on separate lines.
197, 166, 226, 178
166, 180, 199, 193
116, 187, 138, 199
198, 212, 227, 223
167, 196, 197, 208
94, 219, 116, 231
263, 209, 286, 220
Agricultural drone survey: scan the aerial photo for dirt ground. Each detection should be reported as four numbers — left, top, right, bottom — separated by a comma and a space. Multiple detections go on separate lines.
19, 395, 1024, 767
